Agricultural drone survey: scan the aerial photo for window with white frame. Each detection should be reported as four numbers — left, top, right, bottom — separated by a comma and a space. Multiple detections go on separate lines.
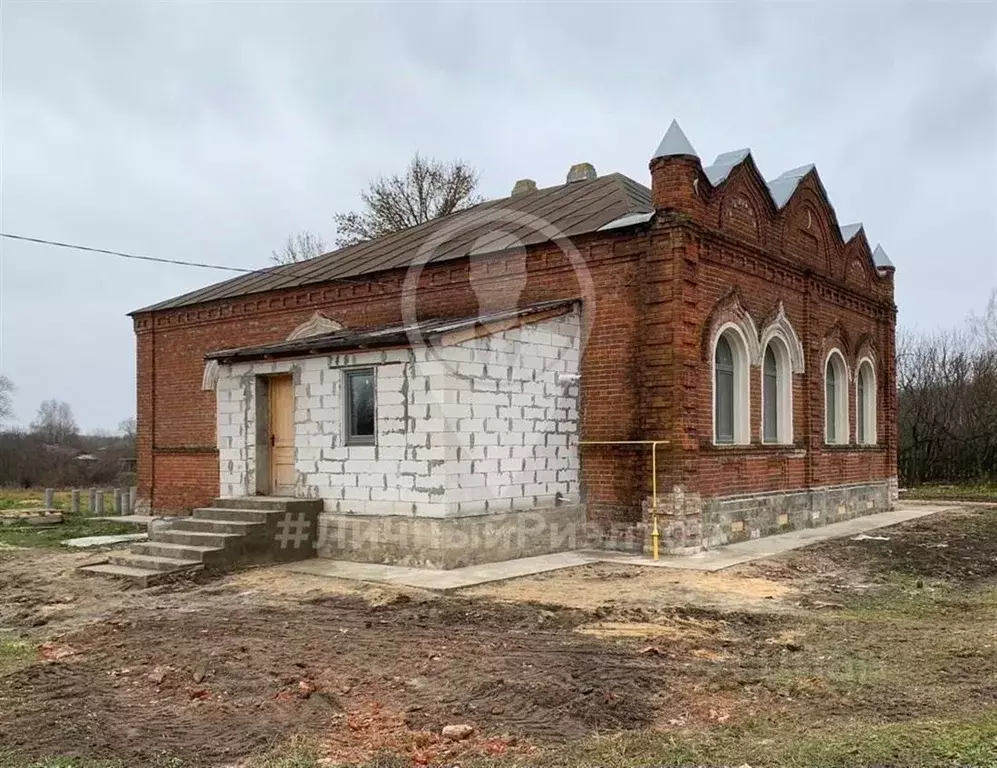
856, 358, 877, 445
824, 351, 849, 444
761, 339, 793, 444
344, 368, 376, 446
713, 326, 750, 445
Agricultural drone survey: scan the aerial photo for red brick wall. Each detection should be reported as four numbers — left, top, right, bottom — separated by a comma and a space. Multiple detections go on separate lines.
647, 157, 896, 502
134, 236, 650, 513
135, 156, 896, 517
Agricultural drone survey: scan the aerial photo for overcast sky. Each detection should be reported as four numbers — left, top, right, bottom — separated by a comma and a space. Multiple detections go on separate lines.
1, 2, 995, 431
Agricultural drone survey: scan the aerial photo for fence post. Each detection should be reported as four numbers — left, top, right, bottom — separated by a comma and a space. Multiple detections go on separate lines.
95, 490, 104, 516
121, 489, 130, 516
44, 488, 54, 510
129, 487, 137, 515
71, 489, 81, 515
114, 489, 123, 516
89, 488, 97, 515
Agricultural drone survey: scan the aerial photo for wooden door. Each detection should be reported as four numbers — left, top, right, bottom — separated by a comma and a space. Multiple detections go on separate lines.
268, 375, 296, 495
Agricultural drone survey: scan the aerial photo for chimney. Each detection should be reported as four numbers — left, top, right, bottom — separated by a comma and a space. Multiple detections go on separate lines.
566, 163, 597, 183
648, 119, 705, 220
511, 178, 538, 197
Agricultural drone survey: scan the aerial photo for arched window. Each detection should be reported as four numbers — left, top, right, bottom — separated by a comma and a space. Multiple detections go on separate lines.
825, 351, 849, 444
761, 340, 793, 444
715, 336, 735, 444
713, 326, 751, 445
856, 359, 877, 445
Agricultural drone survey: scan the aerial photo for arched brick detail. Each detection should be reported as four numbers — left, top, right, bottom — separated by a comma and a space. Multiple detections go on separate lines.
822, 321, 853, 377
854, 333, 879, 371
846, 257, 871, 290
702, 290, 761, 366
759, 301, 805, 374
286, 311, 345, 340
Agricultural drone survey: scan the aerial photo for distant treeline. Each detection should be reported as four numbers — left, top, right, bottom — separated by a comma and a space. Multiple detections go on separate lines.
0, 431, 135, 489
899, 292, 997, 487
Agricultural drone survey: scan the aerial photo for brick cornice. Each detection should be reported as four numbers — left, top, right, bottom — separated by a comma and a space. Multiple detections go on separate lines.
133, 232, 648, 334
682, 222, 896, 320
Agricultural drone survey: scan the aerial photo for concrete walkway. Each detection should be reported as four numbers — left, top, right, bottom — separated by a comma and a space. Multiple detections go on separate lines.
590, 503, 957, 572
276, 502, 960, 591
62, 532, 148, 549
86, 515, 157, 526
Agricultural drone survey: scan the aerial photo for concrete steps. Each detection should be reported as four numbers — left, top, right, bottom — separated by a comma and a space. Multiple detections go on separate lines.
109, 552, 203, 571
193, 507, 275, 524
171, 518, 267, 535
78, 563, 173, 588
78, 496, 322, 587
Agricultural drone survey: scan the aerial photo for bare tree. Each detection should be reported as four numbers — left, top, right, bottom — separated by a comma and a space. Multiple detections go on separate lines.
0, 375, 14, 423
271, 231, 327, 265
333, 153, 483, 248
118, 417, 137, 439
969, 288, 997, 351
30, 400, 78, 444
898, 318, 997, 487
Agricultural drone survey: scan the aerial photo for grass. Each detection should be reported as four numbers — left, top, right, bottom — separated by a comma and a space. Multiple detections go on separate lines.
0, 517, 135, 549
464, 710, 997, 768
5, 759, 188, 768
0, 488, 124, 514
0, 488, 135, 548
12, 716, 997, 768
248, 735, 323, 768
904, 482, 997, 502
0, 638, 34, 677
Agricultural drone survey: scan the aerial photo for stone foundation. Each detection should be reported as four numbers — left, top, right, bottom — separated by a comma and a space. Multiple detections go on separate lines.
317, 504, 586, 569
645, 480, 893, 554
587, 480, 893, 555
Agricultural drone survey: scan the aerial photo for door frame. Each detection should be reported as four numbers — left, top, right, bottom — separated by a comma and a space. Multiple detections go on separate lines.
254, 373, 296, 496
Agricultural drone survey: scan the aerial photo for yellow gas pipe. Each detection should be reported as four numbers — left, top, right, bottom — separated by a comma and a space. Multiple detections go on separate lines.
577, 440, 670, 561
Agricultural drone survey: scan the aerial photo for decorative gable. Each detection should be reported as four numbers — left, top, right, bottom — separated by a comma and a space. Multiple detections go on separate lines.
286, 312, 344, 341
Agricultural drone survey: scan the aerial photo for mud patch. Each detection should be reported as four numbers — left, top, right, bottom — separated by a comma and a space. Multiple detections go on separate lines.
0, 595, 737, 766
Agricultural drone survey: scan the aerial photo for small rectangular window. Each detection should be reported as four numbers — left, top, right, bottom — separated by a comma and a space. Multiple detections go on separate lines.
345, 369, 375, 445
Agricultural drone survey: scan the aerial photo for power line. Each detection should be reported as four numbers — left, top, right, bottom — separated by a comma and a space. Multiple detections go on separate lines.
0, 232, 260, 274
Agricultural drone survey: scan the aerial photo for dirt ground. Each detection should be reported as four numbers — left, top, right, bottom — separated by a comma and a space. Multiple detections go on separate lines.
1, 505, 996, 767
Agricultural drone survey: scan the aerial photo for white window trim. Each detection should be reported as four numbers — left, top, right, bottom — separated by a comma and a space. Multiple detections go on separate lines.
855, 357, 878, 446
760, 336, 794, 445
824, 349, 850, 445
712, 322, 752, 445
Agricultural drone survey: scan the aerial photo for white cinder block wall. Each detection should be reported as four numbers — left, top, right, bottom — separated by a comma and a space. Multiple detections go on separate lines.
215, 310, 581, 518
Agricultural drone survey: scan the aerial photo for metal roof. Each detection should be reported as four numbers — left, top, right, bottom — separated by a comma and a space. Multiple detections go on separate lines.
204, 299, 578, 364
766, 164, 816, 209
134, 174, 651, 314
652, 120, 698, 160
872, 244, 894, 269
839, 223, 863, 242
597, 211, 655, 232
704, 148, 751, 185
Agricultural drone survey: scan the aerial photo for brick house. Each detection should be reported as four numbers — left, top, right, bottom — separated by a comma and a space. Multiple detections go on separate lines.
131, 120, 897, 566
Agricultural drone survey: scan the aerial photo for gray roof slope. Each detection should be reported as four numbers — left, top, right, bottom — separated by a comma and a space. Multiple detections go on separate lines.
839, 223, 863, 242
872, 244, 894, 269
135, 174, 651, 314
766, 164, 816, 209
703, 148, 751, 185
205, 299, 577, 363
652, 120, 698, 160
